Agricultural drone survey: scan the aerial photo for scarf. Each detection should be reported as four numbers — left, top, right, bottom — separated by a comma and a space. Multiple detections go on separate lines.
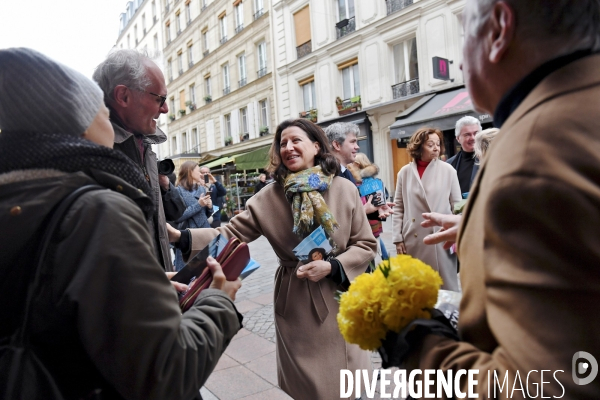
283, 166, 339, 237
0, 130, 154, 218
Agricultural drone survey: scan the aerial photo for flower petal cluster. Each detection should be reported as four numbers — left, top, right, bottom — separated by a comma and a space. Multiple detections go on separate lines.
337, 255, 442, 350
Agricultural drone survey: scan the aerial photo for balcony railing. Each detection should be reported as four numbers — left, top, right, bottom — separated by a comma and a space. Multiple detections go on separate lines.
143, 28, 146, 35
203, 50, 210, 58
201, 4, 207, 11
165, 4, 170, 13
299, 109, 318, 122
296, 40, 312, 59
392, 78, 420, 99
223, 86, 231, 95
386, 0, 413, 15
153, 16, 157, 24
238, 78, 247, 88
177, 29, 182, 36
178, 69, 184, 75
167, 38, 171, 45
187, 18, 191, 26
336, 16, 355, 39
254, 9, 264, 20
188, 61, 194, 68
257, 67, 267, 78
220, 36, 228, 45
235, 24, 244, 34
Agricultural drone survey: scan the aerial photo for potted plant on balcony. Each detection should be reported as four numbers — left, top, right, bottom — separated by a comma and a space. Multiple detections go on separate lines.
168, 113, 176, 121
185, 100, 196, 111
335, 96, 343, 111
259, 126, 269, 136
224, 136, 233, 146
308, 109, 318, 122
178, 109, 186, 116
204, 95, 212, 103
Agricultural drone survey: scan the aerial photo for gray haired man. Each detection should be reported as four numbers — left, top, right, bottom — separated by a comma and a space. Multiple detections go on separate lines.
93, 50, 184, 272
325, 122, 393, 218
447, 115, 482, 194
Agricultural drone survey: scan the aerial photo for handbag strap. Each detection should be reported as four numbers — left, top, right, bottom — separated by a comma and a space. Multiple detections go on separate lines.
14, 184, 104, 345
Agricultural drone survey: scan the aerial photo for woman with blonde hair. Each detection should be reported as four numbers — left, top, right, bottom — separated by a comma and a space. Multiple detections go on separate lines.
392, 127, 462, 290
474, 127, 500, 162
173, 161, 213, 270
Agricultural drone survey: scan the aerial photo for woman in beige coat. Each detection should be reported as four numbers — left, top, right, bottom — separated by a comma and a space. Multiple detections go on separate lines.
392, 127, 462, 291
182, 119, 377, 399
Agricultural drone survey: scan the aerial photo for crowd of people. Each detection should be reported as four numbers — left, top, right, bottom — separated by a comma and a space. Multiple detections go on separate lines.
1, 0, 600, 398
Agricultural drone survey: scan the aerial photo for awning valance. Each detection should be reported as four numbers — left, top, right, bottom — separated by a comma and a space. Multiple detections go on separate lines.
389, 87, 493, 140
234, 145, 271, 171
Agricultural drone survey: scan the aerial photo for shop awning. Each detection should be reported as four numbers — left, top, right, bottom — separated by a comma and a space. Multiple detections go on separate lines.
389, 87, 493, 139
234, 145, 271, 171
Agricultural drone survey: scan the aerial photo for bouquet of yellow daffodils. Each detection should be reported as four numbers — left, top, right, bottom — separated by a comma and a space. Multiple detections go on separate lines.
337, 255, 443, 351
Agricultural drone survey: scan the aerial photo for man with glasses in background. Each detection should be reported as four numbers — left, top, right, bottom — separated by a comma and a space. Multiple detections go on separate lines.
94, 50, 184, 272
447, 115, 482, 195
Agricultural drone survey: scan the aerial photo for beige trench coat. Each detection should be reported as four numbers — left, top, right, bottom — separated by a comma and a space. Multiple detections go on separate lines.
391, 159, 462, 290
188, 176, 377, 399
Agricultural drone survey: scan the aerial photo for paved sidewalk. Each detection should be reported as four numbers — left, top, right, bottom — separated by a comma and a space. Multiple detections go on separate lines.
201, 220, 398, 400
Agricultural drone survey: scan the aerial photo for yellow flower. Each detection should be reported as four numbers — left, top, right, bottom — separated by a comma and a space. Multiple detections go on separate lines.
337, 255, 442, 350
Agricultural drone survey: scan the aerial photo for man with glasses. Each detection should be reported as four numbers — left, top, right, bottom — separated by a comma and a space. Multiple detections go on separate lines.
93, 50, 184, 272
447, 115, 482, 195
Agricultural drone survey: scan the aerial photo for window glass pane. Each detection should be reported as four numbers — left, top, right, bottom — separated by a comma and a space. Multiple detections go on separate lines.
303, 84, 310, 111
353, 64, 360, 97
338, 0, 346, 20
260, 100, 267, 125
393, 43, 406, 83
348, 0, 355, 18
408, 37, 419, 80
342, 67, 351, 99
311, 81, 316, 109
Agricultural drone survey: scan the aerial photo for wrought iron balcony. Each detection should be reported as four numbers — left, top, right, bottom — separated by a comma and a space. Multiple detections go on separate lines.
239, 78, 247, 88
392, 78, 420, 99
296, 41, 312, 59
188, 61, 194, 68
235, 24, 244, 34
178, 69, 184, 75
386, 0, 413, 15
223, 86, 231, 95
201, 4, 207, 11
203, 50, 210, 58
153, 16, 157, 24
220, 36, 228, 45
254, 9, 264, 20
257, 67, 267, 78
336, 17, 355, 39
177, 29, 182, 36
165, 4, 170, 13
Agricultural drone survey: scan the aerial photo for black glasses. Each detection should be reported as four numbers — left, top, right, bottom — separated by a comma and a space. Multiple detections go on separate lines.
146, 91, 167, 108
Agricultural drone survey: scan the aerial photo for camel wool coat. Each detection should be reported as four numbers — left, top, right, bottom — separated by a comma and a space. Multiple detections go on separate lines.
406, 54, 600, 398
188, 176, 377, 400
392, 159, 462, 290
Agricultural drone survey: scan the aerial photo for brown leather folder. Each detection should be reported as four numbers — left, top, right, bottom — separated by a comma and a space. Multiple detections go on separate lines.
179, 237, 249, 312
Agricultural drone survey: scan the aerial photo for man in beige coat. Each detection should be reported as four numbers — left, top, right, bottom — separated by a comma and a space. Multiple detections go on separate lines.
408, 0, 600, 398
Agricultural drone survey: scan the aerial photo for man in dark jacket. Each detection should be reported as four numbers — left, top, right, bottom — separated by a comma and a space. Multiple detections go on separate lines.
446, 115, 481, 195
93, 50, 185, 272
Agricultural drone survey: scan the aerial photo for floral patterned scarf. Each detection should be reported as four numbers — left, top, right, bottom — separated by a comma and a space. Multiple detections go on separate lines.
283, 166, 340, 237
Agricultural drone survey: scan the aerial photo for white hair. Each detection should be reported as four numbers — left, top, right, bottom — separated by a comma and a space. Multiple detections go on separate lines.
465, 0, 600, 53
92, 49, 153, 107
324, 122, 360, 146
455, 116, 482, 137
474, 127, 499, 162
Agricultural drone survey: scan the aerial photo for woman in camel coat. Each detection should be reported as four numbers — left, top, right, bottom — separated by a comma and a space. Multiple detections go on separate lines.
392, 127, 462, 291
183, 119, 377, 400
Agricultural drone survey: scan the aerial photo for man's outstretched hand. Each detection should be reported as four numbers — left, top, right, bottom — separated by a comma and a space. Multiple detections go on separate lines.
421, 212, 462, 250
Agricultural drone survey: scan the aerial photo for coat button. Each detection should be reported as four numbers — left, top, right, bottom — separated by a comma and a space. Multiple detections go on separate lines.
116, 185, 123, 192
10, 206, 21, 216
412, 218, 415, 222
414, 234, 418, 238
